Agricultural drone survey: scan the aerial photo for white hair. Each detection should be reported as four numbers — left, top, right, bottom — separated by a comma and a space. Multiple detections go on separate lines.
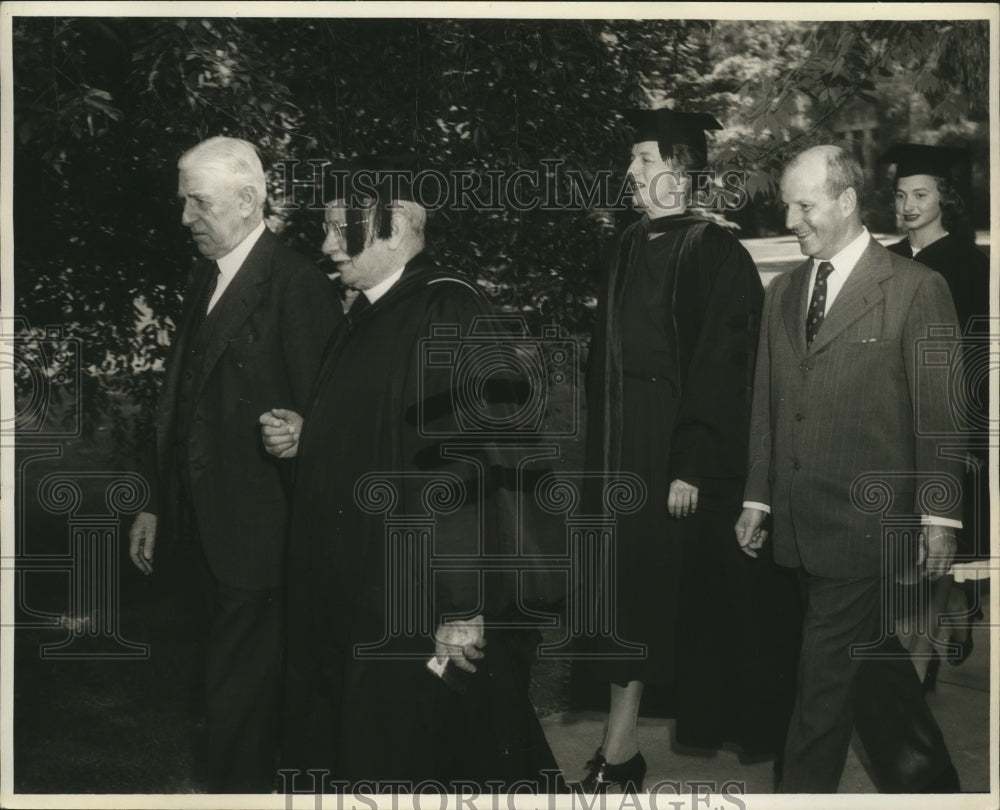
178, 136, 267, 201
396, 199, 427, 235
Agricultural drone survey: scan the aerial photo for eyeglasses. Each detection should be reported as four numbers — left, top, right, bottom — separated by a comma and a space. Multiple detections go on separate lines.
323, 219, 350, 244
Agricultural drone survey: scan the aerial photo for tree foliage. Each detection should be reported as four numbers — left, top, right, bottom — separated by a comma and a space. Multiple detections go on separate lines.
719, 20, 990, 199
10, 15, 990, 455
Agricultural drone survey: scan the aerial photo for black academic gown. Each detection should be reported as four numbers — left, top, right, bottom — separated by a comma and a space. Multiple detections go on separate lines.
281, 253, 560, 790
889, 233, 990, 560
578, 213, 801, 756
888, 233, 989, 333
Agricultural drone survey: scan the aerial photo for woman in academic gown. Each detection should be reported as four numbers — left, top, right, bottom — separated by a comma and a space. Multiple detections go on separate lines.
882, 143, 990, 683
576, 109, 801, 791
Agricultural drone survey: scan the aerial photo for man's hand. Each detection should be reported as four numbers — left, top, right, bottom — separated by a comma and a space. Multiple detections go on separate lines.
735, 507, 768, 559
920, 524, 957, 581
259, 408, 303, 458
667, 479, 699, 518
434, 615, 485, 674
129, 511, 157, 575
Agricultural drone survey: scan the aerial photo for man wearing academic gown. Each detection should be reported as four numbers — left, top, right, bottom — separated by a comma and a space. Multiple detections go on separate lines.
261, 162, 561, 791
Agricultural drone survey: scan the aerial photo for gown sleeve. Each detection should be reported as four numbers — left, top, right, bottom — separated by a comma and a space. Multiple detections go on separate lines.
398, 281, 558, 624
669, 223, 765, 484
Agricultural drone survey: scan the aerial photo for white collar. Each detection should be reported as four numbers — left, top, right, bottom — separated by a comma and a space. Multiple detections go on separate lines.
363, 266, 406, 304
815, 227, 870, 275
216, 220, 267, 278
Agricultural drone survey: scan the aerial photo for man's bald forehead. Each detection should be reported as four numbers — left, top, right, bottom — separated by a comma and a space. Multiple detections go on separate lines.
783, 145, 863, 201
783, 147, 829, 182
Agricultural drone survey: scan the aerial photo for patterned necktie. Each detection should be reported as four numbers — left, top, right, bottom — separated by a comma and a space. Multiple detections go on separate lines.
806, 261, 835, 347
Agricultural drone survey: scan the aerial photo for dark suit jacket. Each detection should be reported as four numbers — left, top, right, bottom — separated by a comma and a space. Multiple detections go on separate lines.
744, 236, 964, 578
147, 227, 341, 589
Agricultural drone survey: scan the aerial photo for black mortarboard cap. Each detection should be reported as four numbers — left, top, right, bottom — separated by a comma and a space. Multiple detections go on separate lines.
879, 143, 968, 181
880, 143, 974, 211
625, 108, 723, 157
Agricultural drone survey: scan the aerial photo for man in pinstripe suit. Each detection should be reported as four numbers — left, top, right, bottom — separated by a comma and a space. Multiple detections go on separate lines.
734, 145, 963, 792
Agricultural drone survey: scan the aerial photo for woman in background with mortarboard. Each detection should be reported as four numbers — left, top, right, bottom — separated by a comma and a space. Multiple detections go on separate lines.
881, 143, 991, 687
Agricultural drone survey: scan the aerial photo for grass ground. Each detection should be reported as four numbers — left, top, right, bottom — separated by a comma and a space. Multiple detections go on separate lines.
13, 422, 205, 793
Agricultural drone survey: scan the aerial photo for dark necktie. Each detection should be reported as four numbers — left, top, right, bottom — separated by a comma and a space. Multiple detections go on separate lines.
346, 291, 370, 331
198, 265, 221, 325
806, 261, 835, 347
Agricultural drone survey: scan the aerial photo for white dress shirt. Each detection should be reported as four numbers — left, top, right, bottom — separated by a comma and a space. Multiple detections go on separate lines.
805, 226, 871, 312
207, 220, 267, 313
744, 227, 961, 529
362, 266, 406, 304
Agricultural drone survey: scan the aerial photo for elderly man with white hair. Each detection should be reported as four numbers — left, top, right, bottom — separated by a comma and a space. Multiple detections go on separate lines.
129, 135, 340, 792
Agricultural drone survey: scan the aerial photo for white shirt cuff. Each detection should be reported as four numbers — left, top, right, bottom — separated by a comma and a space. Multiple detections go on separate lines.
921, 515, 963, 530
740, 506, 957, 527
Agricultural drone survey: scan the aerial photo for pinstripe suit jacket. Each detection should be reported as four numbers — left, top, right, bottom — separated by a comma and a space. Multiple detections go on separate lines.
744, 236, 964, 578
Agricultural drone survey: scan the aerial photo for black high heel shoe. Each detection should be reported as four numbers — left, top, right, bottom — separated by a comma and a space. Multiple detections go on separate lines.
578, 747, 647, 793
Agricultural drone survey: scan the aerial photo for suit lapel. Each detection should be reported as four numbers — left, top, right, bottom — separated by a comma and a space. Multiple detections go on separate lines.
193, 228, 274, 403
808, 238, 892, 355
781, 259, 812, 360
155, 262, 215, 453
